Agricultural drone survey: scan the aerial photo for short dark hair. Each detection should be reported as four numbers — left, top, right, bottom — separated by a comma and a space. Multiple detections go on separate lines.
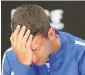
11, 4, 50, 37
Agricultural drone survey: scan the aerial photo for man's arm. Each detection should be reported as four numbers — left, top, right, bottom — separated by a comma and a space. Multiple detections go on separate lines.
2, 49, 35, 75
80, 49, 85, 75
2, 51, 12, 75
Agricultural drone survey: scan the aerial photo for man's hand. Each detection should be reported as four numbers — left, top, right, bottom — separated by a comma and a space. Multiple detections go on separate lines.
10, 25, 33, 66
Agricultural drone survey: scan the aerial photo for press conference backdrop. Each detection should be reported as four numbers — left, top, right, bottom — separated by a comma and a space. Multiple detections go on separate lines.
1, 1, 85, 58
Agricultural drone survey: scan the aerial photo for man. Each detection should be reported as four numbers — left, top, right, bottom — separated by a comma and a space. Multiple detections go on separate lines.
2, 4, 85, 75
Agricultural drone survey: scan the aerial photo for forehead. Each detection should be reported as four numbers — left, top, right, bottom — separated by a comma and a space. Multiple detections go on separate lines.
31, 33, 45, 49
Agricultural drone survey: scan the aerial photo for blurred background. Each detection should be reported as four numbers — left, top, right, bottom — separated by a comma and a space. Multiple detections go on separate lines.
1, 1, 85, 58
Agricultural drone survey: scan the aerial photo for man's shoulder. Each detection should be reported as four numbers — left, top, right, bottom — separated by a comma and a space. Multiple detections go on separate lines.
3, 47, 16, 60
59, 31, 85, 43
4, 47, 14, 55
58, 31, 85, 52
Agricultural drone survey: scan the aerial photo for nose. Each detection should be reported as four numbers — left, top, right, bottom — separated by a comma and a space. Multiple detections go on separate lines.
32, 53, 38, 63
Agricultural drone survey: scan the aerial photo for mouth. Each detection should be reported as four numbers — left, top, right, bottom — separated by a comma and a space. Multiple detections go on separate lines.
33, 57, 48, 65
33, 59, 41, 64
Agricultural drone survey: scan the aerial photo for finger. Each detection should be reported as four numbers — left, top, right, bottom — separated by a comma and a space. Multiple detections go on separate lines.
10, 25, 20, 51
13, 25, 20, 39
22, 29, 30, 43
21, 29, 30, 52
13, 25, 20, 35
13, 25, 20, 45
17, 26, 26, 40
26, 34, 33, 48
17, 26, 26, 51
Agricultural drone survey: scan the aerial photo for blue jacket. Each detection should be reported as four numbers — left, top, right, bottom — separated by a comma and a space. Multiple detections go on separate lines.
2, 30, 85, 75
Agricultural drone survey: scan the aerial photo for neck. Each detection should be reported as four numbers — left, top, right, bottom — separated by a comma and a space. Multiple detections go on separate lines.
50, 36, 59, 54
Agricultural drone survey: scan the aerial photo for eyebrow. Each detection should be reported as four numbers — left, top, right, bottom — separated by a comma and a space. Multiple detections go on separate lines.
32, 45, 41, 51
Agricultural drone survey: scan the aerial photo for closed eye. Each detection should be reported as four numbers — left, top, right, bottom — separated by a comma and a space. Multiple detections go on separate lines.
32, 48, 40, 51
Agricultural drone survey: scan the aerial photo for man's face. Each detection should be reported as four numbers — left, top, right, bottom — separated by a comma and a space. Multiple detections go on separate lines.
31, 33, 53, 66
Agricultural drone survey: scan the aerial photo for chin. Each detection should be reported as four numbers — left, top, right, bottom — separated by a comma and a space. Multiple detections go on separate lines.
34, 62, 46, 66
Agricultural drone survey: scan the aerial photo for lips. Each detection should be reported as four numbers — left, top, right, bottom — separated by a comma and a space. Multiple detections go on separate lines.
33, 59, 40, 64
36, 60, 41, 63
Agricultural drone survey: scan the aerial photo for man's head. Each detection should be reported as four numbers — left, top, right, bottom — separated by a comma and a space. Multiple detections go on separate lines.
11, 4, 59, 66
11, 4, 50, 37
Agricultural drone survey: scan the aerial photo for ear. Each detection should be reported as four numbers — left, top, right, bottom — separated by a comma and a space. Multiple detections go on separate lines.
48, 27, 56, 40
